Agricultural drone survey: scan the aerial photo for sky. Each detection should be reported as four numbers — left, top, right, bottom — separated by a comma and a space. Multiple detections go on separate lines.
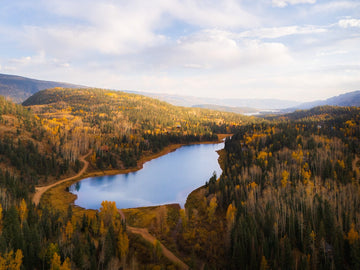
0, 0, 359, 102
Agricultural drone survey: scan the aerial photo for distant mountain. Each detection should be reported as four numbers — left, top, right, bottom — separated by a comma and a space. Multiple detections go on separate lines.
286, 91, 360, 111
0, 73, 85, 103
125, 90, 300, 110
192, 104, 259, 114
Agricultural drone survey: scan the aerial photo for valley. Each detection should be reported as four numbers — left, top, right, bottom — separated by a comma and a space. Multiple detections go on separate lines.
0, 86, 359, 269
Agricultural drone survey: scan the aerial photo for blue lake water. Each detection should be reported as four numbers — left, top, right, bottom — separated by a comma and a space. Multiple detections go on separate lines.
70, 142, 223, 209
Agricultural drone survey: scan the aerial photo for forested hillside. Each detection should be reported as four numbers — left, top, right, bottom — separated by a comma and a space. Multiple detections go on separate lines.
0, 96, 78, 200
23, 88, 247, 170
0, 89, 248, 269
181, 106, 360, 269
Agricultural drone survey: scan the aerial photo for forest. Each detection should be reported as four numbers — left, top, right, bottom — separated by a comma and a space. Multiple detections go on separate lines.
189, 106, 360, 269
24, 88, 247, 172
0, 89, 249, 269
0, 89, 359, 269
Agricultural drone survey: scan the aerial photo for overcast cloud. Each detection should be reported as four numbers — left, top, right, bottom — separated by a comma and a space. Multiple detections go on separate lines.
0, 0, 359, 101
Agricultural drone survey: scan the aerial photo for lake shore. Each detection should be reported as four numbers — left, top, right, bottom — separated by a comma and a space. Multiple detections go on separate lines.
80, 133, 229, 179
39, 134, 229, 213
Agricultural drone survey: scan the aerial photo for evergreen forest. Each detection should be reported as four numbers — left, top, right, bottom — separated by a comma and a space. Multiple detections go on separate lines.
0, 88, 359, 269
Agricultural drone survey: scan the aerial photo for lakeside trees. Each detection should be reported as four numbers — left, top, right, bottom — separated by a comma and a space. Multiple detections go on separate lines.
183, 106, 360, 269
0, 89, 245, 269
24, 88, 248, 171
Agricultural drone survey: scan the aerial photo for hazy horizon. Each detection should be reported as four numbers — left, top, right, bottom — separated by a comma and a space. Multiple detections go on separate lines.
1, 0, 359, 102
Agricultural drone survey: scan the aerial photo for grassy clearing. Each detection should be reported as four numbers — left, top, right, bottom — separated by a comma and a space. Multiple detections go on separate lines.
40, 178, 97, 219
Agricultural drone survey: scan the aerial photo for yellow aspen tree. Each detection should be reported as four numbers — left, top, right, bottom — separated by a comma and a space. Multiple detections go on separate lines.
346, 223, 360, 245
19, 199, 27, 227
50, 252, 61, 270
0, 254, 5, 268
281, 170, 289, 188
0, 250, 23, 270
13, 250, 23, 270
117, 226, 129, 264
99, 220, 106, 237
60, 258, 71, 270
65, 221, 73, 240
226, 204, 237, 230
302, 163, 311, 184
208, 196, 218, 223
100, 200, 117, 227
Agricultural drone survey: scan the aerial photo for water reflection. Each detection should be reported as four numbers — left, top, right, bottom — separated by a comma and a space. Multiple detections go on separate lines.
70, 142, 223, 209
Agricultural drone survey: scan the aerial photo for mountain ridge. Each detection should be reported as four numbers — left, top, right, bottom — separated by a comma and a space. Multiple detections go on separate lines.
125, 90, 301, 110
0, 73, 85, 103
1, 73, 359, 112
285, 90, 360, 112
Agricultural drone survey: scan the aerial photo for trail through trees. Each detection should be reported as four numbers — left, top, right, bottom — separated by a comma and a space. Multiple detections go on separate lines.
32, 150, 92, 205
117, 209, 189, 270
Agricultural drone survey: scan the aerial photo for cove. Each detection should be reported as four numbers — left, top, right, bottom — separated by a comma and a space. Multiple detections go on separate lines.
70, 142, 224, 209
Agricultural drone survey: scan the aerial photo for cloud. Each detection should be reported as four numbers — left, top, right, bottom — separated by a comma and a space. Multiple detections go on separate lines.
1, 0, 359, 102
22, 1, 168, 57
25, 0, 259, 58
168, 0, 259, 29
238, 25, 327, 39
272, 0, 316, 8
5, 51, 72, 73
339, 18, 360, 28
310, 1, 360, 14
171, 29, 291, 70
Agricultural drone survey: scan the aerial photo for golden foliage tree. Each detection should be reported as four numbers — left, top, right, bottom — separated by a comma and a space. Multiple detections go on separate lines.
346, 223, 360, 245
208, 196, 218, 223
65, 221, 73, 240
19, 199, 27, 227
117, 226, 129, 264
0, 249, 23, 270
281, 170, 289, 188
100, 200, 118, 227
226, 203, 236, 230
50, 252, 71, 270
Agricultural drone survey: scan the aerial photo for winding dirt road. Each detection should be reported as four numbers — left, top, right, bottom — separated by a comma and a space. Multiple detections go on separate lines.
128, 227, 189, 270
118, 209, 189, 270
32, 150, 92, 205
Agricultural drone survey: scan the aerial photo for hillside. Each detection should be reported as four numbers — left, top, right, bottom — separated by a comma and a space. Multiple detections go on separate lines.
192, 104, 258, 114
177, 106, 360, 268
286, 90, 360, 111
0, 96, 80, 200
0, 88, 248, 269
23, 87, 250, 169
0, 73, 84, 103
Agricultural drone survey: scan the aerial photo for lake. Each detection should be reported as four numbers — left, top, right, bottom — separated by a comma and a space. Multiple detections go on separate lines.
70, 142, 224, 209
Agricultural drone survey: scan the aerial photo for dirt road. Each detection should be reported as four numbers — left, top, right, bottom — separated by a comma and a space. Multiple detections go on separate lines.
117, 209, 188, 269
128, 226, 189, 269
32, 150, 92, 205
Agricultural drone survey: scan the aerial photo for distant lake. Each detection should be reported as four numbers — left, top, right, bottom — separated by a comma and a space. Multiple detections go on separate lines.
70, 142, 223, 209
